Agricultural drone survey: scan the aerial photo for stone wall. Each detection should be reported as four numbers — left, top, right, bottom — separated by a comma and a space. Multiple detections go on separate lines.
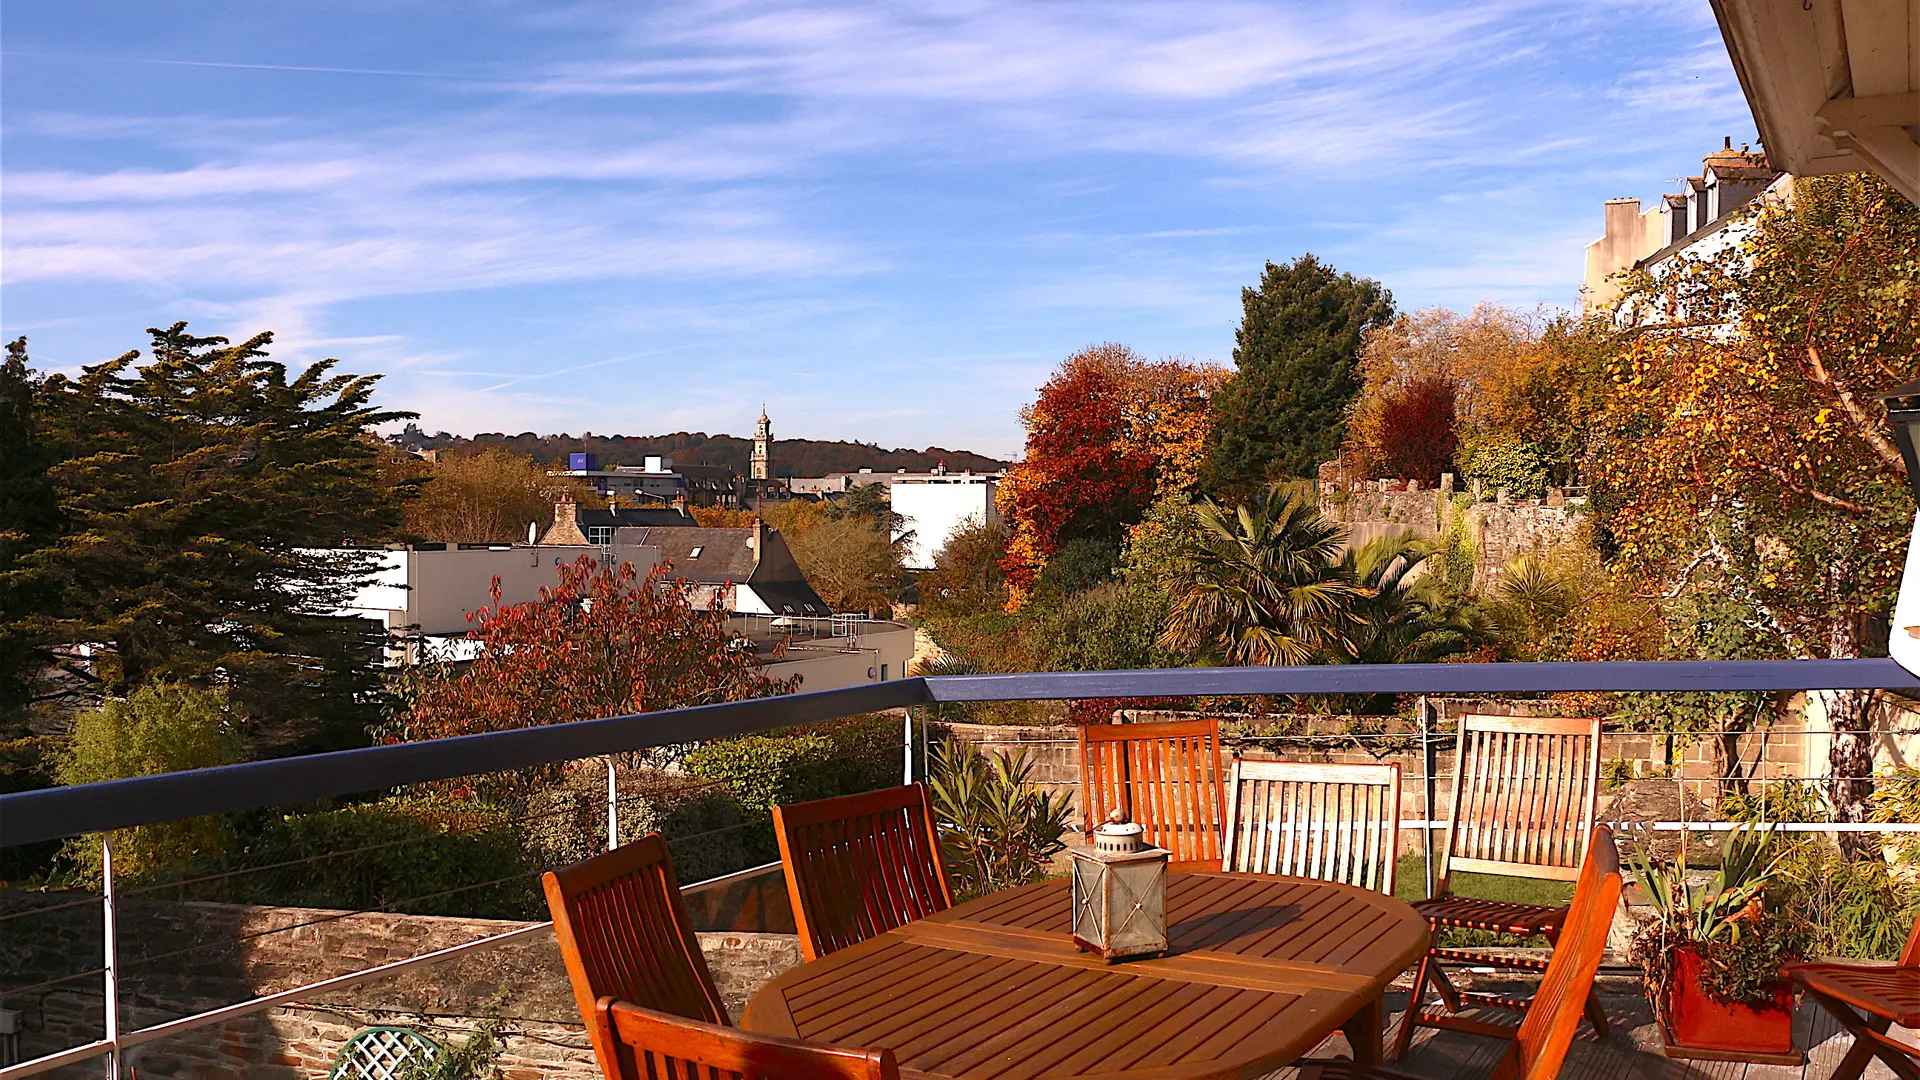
1318, 485, 1585, 588
1, 891, 801, 1078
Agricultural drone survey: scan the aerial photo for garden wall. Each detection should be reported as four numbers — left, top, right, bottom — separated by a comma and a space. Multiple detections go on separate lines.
0, 891, 801, 1078
1318, 484, 1584, 588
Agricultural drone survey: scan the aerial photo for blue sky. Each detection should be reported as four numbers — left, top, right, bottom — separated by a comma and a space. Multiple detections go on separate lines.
2, 1, 1757, 458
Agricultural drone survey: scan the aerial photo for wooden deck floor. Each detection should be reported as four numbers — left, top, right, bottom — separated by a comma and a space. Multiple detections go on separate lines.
1289, 977, 1906, 1080
1393, 990, 1893, 1080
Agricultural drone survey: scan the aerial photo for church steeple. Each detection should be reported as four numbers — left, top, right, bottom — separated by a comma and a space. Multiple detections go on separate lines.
751, 407, 771, 480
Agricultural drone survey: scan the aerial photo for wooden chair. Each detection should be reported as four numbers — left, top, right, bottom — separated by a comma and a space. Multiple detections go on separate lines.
1390, 714, 1606, 1061
1789, 912, 1920, 1080
1079, 718, 1227, 865
1300, 825, 1622, 1080
542, 833, 730, 1077
594, 997, 898, 1080
1223, 760, 1401, 893
774, 783, 954, 961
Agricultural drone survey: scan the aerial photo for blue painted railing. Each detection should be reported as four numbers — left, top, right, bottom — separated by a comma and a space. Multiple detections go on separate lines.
5, 658, 1916, 848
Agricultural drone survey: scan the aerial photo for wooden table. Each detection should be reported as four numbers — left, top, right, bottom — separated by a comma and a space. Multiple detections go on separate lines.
742, 869, 1430, 1080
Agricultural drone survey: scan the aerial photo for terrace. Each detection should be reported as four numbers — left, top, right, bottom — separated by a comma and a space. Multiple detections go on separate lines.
7, 659, 1920, 1080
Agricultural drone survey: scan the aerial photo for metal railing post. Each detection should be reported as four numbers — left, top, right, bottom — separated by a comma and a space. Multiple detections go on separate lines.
102, 837, 120, 1080
1420, 695, 1436, 900
904, 709, 914, 785
605, 758, 619, 851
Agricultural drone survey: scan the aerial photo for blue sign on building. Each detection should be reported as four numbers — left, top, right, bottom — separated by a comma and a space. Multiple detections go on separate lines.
568, 453, 598, 472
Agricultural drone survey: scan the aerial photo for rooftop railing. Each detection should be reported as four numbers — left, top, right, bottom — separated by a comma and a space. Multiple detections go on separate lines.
6, 656, 1920, 1077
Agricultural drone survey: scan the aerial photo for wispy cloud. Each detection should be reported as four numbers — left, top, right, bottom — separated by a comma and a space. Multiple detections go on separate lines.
2, 0, 1761, 449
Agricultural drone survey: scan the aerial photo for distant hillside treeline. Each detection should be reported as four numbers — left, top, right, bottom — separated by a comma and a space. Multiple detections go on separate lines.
395, 426, 1009, 477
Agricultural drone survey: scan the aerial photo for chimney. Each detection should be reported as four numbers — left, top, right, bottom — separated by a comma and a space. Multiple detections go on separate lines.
545, 494, 589, 545
752, 519, 767, 568
673, 492, 688, 517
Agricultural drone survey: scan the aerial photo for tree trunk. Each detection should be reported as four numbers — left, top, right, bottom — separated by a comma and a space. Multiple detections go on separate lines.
1824, 604, 1880, 859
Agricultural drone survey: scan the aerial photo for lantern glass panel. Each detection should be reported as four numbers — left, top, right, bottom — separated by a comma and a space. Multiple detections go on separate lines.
1070, 847, 1168, 961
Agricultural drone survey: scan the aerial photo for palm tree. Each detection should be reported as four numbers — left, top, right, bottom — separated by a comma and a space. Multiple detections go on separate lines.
1484, 553, 1581, 660
1158, 485, 1360, 665
1338, 532, 1480, 667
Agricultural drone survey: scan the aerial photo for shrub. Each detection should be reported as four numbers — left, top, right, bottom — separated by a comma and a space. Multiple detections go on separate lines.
681, 713, 904, 863
1029, 583, 1173, 674
1033, 537, 1120, 601
1776, 840, 1920, 959
927, 738, 1070, 900
1463, 433, 1550, 500
395, 1022, 507, 1080
53, 682, 246, 886
237, 795, 536, 919
518, 765, 749, 883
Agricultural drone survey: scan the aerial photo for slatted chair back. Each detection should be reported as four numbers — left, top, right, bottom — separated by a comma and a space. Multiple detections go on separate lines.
1493, 825, 1622, 1080
1222, 759, 1402, 893
1079, 719, 1227, 864
595, 997, 898, 1080
774, 783, 954, 961
1440, 714, 1602, 890
542, 832, 729, 1077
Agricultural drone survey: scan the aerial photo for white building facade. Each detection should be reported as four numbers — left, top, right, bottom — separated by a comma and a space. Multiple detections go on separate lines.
890, 474, 1001, 570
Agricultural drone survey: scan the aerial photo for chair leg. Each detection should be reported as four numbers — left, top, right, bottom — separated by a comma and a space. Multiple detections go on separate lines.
1389, 953, 1434, 1062
1808, 989, 1897, 1080
1429, 960, 1462, 1013
1582, 986, 1610, 1039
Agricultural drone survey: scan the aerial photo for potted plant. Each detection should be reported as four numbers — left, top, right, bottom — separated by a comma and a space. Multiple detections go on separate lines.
1627, 824, 1809, 1064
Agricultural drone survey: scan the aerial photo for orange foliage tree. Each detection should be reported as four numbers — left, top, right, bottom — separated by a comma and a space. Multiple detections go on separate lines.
997, 345, 1223, 609
403, 556, 798, 743
1595, 174, 1920, 840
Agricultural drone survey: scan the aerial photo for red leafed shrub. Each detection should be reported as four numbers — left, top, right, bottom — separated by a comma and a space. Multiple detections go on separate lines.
1373, 375, 1459, 485
403, 556, 798, 742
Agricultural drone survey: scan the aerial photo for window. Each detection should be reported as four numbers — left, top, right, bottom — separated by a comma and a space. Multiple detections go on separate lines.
587, 526, 613, 544
688, 546, 703, 558
880, 664, 888, 681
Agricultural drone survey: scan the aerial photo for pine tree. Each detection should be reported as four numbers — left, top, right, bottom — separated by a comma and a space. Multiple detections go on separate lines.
16, 324, 419, 749
0, 339, 65, 727
1202, 255, 1394, 494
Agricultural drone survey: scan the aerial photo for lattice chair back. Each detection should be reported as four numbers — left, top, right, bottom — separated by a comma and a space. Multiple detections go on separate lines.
328, 1027, 440, 1080
542, 833, 729, 1075
774, 783, 954, 961
1079, 718, 1227, 864
595, 998, 898, 1080
1223, 760, 1401, 893
1494, 825, 1622, 1080
1440, 714, 1602, 890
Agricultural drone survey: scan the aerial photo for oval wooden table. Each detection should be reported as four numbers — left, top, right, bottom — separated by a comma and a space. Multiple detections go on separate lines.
741, 869, 1431, 1080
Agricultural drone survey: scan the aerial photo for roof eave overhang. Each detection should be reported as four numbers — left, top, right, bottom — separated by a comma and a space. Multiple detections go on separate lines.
1712, 0, 1920, 205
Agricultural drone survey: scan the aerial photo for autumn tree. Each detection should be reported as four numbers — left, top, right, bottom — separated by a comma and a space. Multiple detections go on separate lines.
11, 325, 415, 748
1596, 174, 1920, 845
403, 556, 797, 746
783, 516, 909, 617
920, 518, 1009, 616
404, 447, 594, 543
1203, 256, 1394, 494
997, 346, 1156, 609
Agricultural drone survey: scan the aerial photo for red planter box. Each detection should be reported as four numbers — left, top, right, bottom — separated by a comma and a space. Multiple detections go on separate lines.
1665, 945, 1796, 1059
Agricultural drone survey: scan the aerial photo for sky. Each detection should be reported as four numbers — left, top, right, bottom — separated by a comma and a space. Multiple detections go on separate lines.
2, 1, 1759, 459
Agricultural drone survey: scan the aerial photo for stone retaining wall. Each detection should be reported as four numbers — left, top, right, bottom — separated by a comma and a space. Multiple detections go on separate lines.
1, 891, 801, 1078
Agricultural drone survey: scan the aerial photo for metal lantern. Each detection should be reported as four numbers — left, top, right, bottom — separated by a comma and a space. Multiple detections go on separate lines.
1070, 811, 1170, 962
1881, 381, 1920, 502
